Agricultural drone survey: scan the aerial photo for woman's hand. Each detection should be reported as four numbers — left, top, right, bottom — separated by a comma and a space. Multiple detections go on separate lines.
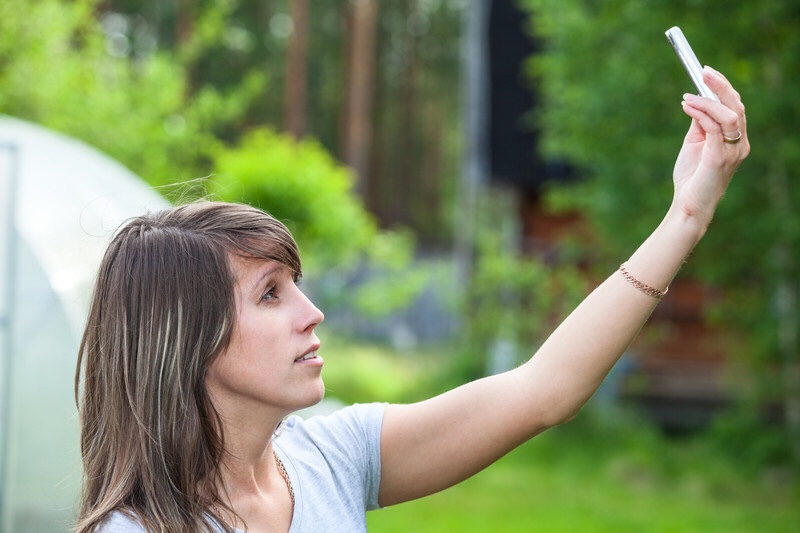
673, 66, 750, 230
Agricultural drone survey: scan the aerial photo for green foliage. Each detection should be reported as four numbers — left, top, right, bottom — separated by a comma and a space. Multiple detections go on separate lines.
209, 128, 377, 267
318, 335, 455, 405
464, 237, 587, 369
209, 127, 427, 316
520, 0, 800, 273
459, 191, 588, 379
520, 0, 800, 466
708, 403, 793, 470
0, 0, 428, 320
107, 0, 464, 243
0, 0, 266, 194
350, 230, 431, 318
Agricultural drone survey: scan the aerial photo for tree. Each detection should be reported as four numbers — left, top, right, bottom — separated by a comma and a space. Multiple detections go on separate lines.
520, 0, 800, 466
76, 0, 464, 243
0, 0, 266, 192
283, 0, 310, 139
341, 0, 378, 195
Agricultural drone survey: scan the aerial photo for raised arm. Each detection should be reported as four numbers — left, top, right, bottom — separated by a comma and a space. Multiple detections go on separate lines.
378, 66, 749, 507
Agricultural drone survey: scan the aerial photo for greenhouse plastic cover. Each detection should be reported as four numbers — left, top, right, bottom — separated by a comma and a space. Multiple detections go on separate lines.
0, 115, 168, 531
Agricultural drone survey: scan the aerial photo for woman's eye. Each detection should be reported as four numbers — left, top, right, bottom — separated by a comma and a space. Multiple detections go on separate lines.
261, 287, 277, 301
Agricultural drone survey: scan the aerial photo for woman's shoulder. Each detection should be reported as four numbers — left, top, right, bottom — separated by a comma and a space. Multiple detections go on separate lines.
279, 402, 387, 443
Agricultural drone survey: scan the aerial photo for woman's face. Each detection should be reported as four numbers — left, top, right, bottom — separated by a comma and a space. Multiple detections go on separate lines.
206, 257, 325, 418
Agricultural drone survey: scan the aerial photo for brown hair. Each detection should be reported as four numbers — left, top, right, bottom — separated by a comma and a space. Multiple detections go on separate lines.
74, 201, 301, 532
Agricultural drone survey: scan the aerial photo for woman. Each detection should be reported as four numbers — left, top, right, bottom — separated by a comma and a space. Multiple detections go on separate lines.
75, 67, 748, 532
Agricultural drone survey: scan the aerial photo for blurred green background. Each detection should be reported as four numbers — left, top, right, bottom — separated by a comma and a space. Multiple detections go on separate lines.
1, 0, 798, 530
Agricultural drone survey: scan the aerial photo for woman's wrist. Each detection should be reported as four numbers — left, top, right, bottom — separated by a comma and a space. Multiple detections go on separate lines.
664, 200, 710, 249
622, 204, 708, 294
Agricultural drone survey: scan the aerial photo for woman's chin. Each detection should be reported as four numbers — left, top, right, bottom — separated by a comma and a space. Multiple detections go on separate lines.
297, 379, 327, 410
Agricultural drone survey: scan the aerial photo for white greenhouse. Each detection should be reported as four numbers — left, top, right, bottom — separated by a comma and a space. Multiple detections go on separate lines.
0, 116, 168, 531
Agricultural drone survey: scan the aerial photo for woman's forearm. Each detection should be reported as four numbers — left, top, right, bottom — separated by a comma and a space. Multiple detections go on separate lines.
519, 204, 707, 425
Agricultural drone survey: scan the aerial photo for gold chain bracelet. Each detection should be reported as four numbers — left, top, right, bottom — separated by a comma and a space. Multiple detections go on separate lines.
619, 262, 668, 299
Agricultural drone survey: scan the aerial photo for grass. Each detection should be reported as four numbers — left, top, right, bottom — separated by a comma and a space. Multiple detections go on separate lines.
320, 335, 799, 533
366, 433, 799, 532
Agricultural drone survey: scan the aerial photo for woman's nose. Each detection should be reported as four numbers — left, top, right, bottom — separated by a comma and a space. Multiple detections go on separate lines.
299, 290, 324, 332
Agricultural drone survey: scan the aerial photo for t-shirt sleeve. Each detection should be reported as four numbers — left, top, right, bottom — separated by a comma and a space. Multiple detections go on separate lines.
299, 402, 386, 510
94, 511, 147, 532
95, 510, 227, 532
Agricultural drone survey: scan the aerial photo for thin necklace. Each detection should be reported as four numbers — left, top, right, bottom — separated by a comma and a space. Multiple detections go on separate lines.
212, 450, 294, 530
273, 449, 295, 507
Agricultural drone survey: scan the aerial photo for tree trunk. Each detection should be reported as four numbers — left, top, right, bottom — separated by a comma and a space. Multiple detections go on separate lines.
341, 0, 379, 196
456, 0, 490, 285
420, 101, 443, 244
389, 0, 418, 228
284, 0, 310, 139
175, 0, 196, 94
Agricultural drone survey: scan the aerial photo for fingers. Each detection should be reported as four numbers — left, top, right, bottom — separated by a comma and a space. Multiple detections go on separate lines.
681, 67, 749, 159
683, 93, 740, 138
703, 66, 745, 116
704, 67, 747, 138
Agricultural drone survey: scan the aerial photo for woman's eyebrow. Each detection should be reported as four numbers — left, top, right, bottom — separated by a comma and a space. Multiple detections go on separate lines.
249, 262, 284, 295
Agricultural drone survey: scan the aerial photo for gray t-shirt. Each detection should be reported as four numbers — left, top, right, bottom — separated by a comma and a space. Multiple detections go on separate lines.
96, 403, 386, 532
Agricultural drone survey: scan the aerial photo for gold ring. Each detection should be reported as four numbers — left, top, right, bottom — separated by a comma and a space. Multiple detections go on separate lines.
723, 130, 742, 144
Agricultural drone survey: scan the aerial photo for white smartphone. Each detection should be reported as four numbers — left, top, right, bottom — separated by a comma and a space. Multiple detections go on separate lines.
665, 26, 720, 102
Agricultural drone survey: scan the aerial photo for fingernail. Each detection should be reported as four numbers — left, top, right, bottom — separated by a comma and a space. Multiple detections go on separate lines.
683, 93, 701, 102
